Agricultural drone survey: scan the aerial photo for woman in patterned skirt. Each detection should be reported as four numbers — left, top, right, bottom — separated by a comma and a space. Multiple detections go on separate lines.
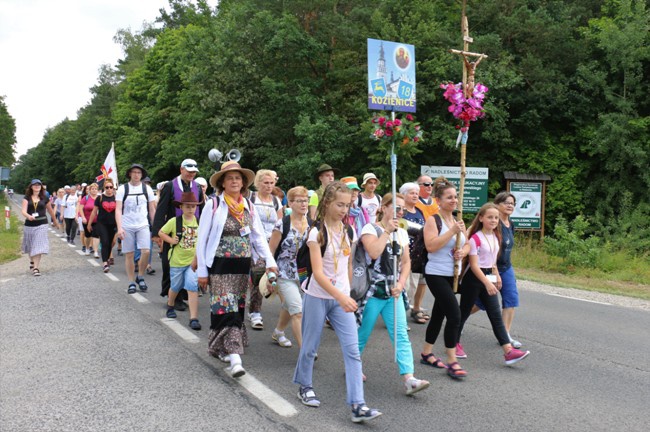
196, 161, 278, 378
21, 179, 59, 276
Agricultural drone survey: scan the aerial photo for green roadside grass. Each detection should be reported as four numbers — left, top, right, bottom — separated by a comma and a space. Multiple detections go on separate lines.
513, 235, 650, 301
0, 194, 21, 264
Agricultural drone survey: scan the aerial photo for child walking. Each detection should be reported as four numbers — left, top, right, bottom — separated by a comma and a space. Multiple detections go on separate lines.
458, 203, 530, 365
158, 192, 202, 331
357, 193, 430, 395
293, 181, 382, 423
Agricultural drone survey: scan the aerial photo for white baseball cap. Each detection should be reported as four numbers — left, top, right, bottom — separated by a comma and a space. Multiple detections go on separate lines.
181, 159, 199, 172
195, 177, 207, 187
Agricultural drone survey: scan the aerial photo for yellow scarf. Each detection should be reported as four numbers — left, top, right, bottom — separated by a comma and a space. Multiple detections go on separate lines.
224, 194, 245, 224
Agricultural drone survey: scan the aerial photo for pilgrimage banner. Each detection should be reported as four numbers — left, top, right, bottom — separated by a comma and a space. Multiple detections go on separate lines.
367, 38, 416, 113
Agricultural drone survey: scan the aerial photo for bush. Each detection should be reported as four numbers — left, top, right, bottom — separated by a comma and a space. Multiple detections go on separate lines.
544, 215, 601, 268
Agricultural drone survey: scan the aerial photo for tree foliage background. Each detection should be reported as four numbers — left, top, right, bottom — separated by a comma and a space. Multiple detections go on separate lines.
7, 0, 650, 245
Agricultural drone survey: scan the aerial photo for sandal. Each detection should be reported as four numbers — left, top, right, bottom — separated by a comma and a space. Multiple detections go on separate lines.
410, 310, 427, 324
32, 268, 41, 277
419, 309, 431, 320
127, 283, 137, 294
29, 261, 34, 270
446, 362, 467, 379
420, 353, 446, 369
103, 264, 110, 273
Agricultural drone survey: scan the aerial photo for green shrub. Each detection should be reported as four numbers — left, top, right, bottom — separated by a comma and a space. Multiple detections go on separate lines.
544, 215, 601, 268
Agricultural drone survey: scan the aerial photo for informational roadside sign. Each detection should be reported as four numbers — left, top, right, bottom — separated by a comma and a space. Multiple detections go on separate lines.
510, 182, 542, 229
420, 166, 488, 213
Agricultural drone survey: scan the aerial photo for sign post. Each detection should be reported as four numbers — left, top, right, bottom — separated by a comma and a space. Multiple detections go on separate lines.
421, 166, 488, 213
368, 37, 417, 363
504, 172, 551, 238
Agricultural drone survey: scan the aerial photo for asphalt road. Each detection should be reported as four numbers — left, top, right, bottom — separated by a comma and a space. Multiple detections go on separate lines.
1, 197, 648, 431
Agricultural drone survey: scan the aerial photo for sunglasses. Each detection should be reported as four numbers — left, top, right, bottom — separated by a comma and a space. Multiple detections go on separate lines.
105, 186, 114, 189
389, 206, 403, 212
183, 164, 198, 168
419, 182, 433, 187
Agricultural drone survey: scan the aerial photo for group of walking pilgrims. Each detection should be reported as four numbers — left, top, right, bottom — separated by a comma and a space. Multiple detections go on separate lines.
20, 158, 530, 424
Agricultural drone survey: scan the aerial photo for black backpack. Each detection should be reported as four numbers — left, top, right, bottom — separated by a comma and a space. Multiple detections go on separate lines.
250, 191, 280, 212
274, 214, 313, 261
410, 214, 442, 274
296, 221, 354, 287
357, 193, 381, 208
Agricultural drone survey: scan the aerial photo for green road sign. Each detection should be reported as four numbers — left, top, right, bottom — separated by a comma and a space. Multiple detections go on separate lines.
510, 182, 542, 229
420, 166, 488, 213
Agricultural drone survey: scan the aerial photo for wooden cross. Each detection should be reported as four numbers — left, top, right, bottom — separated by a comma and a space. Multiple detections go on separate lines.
449, 2, 488, 99
448, 1, 488, 292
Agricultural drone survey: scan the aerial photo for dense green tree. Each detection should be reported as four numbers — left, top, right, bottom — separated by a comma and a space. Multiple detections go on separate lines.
9, 0, 649, 242
0, 96, 16, 166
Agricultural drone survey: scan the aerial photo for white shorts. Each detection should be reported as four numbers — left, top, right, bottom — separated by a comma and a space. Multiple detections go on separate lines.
122, 227, 151, 253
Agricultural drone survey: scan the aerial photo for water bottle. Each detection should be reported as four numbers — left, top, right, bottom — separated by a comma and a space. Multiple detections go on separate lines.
267, 271, 278, 287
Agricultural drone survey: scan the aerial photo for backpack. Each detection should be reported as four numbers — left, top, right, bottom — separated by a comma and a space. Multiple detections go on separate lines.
296, 221, 354, 288
121, 182, 151, 227
274, 214, 313, 261
349, 224, 382, 301
357, 193, 381, 209
410, 214, 442, 274
250, 191, 280, 212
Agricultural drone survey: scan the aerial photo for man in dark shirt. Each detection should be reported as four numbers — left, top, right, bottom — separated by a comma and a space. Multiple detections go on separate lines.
152, 159, 205, 310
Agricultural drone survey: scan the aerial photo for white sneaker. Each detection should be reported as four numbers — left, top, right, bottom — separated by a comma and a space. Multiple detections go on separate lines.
229, 363, 246, 378
272, 330, 293, 348
217, 354, 231, 363
94, 251, 99, 259
84, 249, 90, 256
404, 377, 430, 395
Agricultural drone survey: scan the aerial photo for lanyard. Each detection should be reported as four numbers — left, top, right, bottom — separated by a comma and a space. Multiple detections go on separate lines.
325, 223, 342, 274
32, 198, 39, 213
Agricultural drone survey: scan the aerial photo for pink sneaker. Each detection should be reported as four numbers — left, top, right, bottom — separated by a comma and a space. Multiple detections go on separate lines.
455, 343, 467, 359
504, 348, 530, 365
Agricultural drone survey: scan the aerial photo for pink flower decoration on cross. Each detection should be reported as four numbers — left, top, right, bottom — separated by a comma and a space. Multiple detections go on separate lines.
440, 82, 488, 126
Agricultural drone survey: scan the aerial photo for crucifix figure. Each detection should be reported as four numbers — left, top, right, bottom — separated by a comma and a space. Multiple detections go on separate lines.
462, 52, 486, 98
450, 49, 488, 99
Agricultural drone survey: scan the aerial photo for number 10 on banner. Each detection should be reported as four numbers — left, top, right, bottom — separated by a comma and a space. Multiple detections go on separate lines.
398, 81, 413, 99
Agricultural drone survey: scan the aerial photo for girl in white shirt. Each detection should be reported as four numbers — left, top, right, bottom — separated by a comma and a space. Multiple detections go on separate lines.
292, 181, 382, 424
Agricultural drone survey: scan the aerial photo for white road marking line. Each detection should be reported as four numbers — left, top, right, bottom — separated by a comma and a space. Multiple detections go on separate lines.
68, 243, 76, 248
87, 259, 100, 267
60, 238, 68, 242
160, 318, 200, 343
76, 250, 85, 256
547, 293, 611, 306
131, 293, 150, 304
105, 273, 119, 282
1, 278, 16, 283
226, 369, 298, 417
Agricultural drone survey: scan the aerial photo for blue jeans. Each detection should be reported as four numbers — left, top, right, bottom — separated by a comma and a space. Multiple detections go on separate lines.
293, 294, 365, 406
358, 295, 414, 375
170, 265, 198, 293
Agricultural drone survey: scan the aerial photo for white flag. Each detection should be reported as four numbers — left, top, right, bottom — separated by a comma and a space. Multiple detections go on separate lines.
96, 143, 119, 187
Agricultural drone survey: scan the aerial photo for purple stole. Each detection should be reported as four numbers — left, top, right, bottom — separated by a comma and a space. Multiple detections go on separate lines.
172, 176, 200, 218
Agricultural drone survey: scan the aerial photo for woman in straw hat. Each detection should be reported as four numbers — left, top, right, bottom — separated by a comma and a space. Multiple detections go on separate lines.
196, 161, 278, 378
